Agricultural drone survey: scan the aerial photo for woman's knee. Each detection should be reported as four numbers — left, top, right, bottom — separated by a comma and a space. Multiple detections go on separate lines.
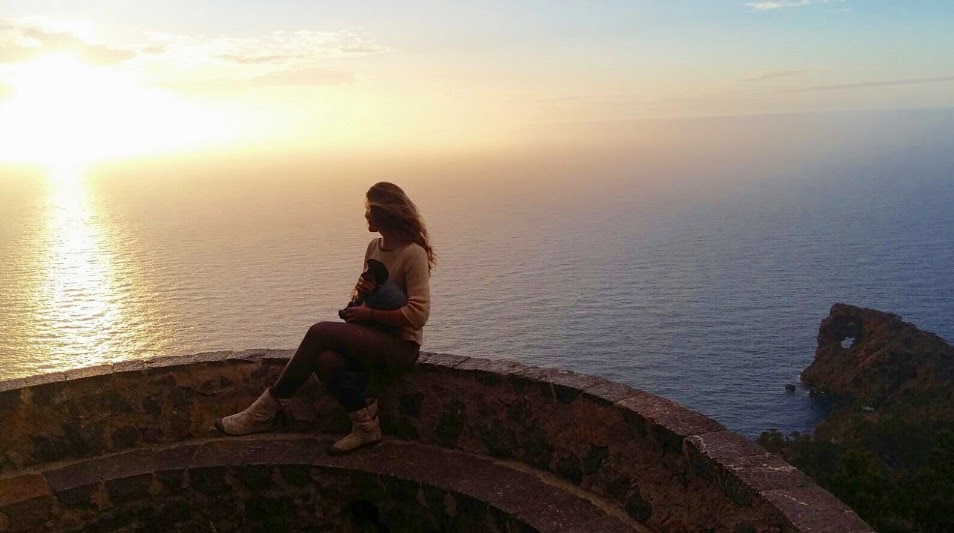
306, 321, 344, 349
307, 321, 337, 338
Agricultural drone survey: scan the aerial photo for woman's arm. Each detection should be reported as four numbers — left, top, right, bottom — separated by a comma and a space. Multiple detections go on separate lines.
397, 246, 430, 328
343, 246, 430, 329
343, 305, 413, 327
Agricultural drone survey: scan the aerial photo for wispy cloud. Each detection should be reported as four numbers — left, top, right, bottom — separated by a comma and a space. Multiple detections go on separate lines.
0, 18, 136, 65
783, 75, 954, 92
251, 67, 356, 87
743, 69, 809, 81
0, 18, 389, 92
136, 28, 387, 89
145, 29, 388, 66
745, 0, 844, 10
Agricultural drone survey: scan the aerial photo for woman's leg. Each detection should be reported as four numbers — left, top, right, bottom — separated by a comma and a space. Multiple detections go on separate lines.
315, 351, 367, 412
271, 321, 418, 401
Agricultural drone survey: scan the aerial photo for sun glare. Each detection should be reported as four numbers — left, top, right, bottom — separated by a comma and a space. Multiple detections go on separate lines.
0, 54, 235, 173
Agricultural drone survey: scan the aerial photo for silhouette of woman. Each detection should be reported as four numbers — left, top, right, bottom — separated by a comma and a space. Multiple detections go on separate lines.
215, 182, 435, 454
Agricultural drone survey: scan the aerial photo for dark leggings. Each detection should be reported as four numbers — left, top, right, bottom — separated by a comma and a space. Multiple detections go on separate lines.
271, 321, 419, 411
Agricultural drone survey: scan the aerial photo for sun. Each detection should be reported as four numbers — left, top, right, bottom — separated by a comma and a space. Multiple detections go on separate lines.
0, 53, 234, 175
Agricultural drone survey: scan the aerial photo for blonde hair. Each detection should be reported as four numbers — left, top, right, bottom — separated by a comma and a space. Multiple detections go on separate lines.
367, 182, 436, 273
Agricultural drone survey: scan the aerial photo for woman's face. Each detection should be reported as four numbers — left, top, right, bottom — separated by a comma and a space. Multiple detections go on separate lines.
364, 202, 378, 233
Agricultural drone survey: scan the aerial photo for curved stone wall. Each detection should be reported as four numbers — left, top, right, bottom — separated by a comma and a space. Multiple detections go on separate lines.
0, 350, 871, 532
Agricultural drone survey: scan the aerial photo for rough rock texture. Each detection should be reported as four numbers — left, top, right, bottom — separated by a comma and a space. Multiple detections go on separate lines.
803, 303, 954, 412
0, 351, 872, 532
0, 436, 645, 532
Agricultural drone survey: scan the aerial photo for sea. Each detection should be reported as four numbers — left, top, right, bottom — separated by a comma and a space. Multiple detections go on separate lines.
2, 108, 952, 438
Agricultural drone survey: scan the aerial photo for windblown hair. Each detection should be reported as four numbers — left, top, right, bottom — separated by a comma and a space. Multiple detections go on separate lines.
367, 182, 436, 273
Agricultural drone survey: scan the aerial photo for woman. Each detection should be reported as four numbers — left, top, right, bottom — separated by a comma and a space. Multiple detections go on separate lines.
214, 182, 434, 455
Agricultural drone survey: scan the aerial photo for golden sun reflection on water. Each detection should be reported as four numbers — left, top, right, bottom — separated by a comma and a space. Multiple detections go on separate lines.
31, 168, 123, 368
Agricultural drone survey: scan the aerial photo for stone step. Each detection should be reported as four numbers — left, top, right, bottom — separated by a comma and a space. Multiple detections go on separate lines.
0, 433, 648, 532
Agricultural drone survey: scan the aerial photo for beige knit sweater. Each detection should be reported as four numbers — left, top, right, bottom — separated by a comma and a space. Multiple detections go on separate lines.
363, 238, 431, 345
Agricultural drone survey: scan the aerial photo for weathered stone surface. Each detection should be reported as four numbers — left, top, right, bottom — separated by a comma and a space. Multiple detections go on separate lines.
191, 440, 252, 468
189, 466, 230, 495
624, 489, 653, 522
435, 399, 467, 448
0, 378, 27, 394
513, 486, 614, 530
20, 372, 66, 389
105, 472, 154, 503
241, 437, 321, 465
112, 360, 146, 373
260, 349, 294, 365
1, 497, 56, 532
0, 474, 51, 506
619, 393, 725, 451
583, 379, 644, 405
191, 351, 234, 364
156, 443, 199, 471
144, 355, 191, 370
507, 363, 556, 396
44, 458, 106, 491
456, 357, 522, 386
64, 364, 113, 382
722, 453, 813, 492
418, 352, 470, 368
687, 431, 765, 460
564, 514, 643, 533
480, 420, 517, 458
0, 354, 870, 532
455, 357, 521, 374
539, 368, 604, 404
762, 486, 873, 532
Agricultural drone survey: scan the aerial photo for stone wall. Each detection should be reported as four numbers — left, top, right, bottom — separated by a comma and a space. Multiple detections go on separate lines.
0, 350, 872, 532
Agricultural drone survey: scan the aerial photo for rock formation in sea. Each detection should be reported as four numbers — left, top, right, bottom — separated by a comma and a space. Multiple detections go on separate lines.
760, 303, 954, 532
803, 303, 954, 423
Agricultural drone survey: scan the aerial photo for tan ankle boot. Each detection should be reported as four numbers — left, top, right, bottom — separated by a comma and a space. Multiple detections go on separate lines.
214, 388, 285, 436
327, 398, 382, 455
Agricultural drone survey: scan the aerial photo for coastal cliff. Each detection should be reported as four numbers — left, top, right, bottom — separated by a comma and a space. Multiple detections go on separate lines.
803, 303, 954, 416
760, 304, 954, 533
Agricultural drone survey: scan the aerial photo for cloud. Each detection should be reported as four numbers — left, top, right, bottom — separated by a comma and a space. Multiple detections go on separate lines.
145, 29, 388, 66
0, 19, 136, 65
251, 67, 356, 86
783, 75, 954, 92
0, 18, 387, 93
136, 28, 387, 89
217, 53, 296, 65
743, 69, 809, 81
745, 0, 844, 10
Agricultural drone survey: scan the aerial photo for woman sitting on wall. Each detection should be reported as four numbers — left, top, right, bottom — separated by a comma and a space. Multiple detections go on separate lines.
214, 182, 434, 455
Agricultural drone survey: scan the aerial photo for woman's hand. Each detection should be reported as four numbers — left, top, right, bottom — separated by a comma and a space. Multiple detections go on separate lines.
342, 304, 374, 324
355, 277, 375, 296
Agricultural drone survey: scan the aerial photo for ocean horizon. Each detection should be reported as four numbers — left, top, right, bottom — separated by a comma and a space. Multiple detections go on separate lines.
2, 108, 952, 438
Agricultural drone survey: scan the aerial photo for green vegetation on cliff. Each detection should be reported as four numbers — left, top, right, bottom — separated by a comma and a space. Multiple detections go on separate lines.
760, 424, 954, 532
760, 304, 954, 533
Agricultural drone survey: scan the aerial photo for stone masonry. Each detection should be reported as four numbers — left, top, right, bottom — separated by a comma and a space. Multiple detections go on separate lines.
0, 351, 872, 532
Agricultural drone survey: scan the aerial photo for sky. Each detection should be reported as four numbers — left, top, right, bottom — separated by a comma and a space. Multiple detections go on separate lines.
0, 1, 952, 166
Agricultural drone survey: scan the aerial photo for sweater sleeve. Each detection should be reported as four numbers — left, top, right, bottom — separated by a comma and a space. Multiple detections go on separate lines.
399, 245, 431, 330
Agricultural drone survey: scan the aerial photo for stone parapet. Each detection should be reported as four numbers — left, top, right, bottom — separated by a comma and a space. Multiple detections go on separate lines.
0, 436, 643, 532
0, 350, 872, 532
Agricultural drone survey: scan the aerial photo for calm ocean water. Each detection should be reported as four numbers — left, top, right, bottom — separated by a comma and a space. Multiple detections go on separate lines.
2, 109, 952, 437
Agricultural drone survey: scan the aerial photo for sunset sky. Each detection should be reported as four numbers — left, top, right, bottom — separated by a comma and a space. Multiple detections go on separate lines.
0, 1, 952, 165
